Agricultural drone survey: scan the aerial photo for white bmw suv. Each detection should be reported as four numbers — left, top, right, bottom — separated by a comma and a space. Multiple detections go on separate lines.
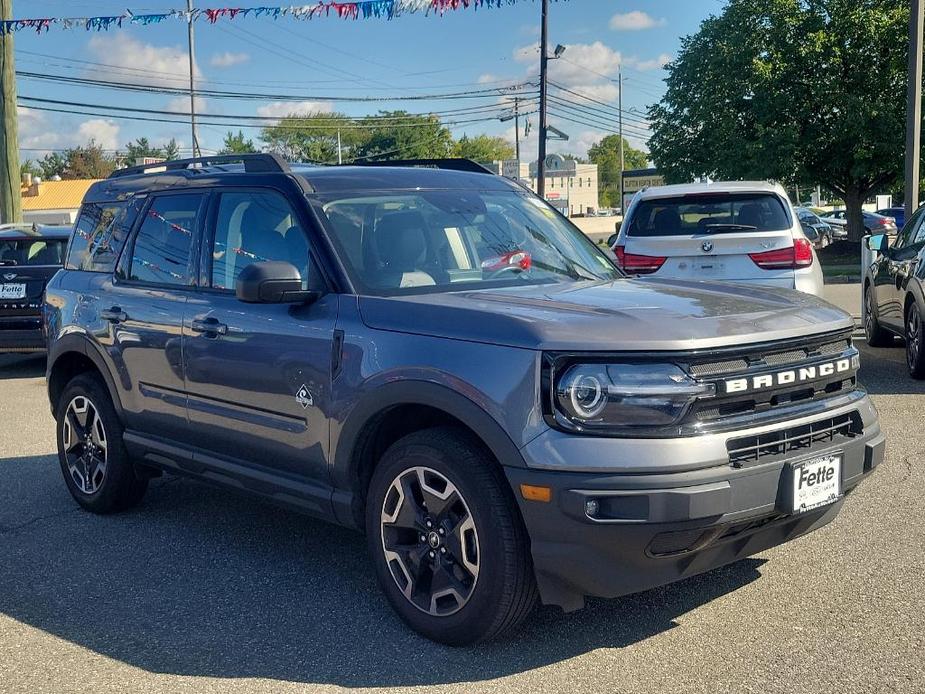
611, 181, 824, 296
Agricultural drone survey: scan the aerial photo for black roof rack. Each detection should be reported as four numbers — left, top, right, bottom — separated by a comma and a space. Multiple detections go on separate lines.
108, 153, 290, 179
349, 158, 495, 175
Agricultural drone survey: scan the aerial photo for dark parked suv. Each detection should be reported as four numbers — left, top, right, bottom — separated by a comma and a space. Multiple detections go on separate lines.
1, 222, 70, 352
45, 155, 884, 645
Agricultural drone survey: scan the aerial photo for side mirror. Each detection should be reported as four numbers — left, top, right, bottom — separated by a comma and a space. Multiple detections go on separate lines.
866, 233, 889, 255
607, 232, 620, 248
235, 261, 319, 304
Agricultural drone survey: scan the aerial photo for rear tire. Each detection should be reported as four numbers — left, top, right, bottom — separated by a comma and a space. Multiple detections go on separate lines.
366, 427, 537, 645
55, 374, 148, 514
906, 302, 925, 379
865, 285, 893, 347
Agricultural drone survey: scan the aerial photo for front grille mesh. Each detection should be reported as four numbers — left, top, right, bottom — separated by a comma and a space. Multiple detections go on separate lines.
726, 412, 862, 467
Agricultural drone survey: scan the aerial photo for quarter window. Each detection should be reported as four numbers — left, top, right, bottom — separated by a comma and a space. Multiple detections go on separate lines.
210, 191, 309, 290
67, 201, 136, 272
128, 194, 204, 285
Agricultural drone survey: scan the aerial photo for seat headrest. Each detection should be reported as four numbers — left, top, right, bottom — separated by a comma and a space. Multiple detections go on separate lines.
374, 211, 429, 271
653, 208, 682, 233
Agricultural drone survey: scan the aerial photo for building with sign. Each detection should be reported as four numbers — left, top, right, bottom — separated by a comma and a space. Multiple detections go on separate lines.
486, 156, 600, 217
621, 167, 665, 210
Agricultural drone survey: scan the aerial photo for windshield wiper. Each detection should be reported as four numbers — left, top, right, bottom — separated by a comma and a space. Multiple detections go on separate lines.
699, 223, 758, 234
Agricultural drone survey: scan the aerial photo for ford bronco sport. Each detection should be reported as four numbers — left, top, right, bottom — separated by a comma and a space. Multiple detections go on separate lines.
44, 154, 883, 645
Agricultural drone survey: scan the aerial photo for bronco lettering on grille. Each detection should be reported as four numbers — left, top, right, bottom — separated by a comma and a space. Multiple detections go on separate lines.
723, 358, 853, 394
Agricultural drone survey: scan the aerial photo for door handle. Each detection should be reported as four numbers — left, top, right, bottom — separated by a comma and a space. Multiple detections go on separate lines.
190, 317, 228, 336
100, 306, 128, 324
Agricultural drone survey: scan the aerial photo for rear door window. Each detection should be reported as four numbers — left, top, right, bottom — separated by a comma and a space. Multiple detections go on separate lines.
628, 193, 791, 237
127, 194, 205, 286
66, 201, 138, 272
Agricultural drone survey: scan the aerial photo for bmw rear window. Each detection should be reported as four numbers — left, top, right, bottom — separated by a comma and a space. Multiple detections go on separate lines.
628, 193, 791, 237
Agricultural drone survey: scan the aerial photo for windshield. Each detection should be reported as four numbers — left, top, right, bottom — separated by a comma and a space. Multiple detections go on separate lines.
628, 193, 791, 236
314, 189, 619, 295
0, 237, 67, 266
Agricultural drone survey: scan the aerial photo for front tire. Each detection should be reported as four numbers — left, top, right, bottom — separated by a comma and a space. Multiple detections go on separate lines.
906, 302, 925, 379
366, 427, 537, 645
55, 374, 148, 513
865, 285, 893, 347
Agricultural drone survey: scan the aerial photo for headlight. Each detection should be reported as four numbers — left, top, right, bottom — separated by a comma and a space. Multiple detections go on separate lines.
553, 362, 714, 433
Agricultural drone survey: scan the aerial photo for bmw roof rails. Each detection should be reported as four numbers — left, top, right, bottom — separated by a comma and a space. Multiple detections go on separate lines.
108, 153, 290, 179
349, 158, 495, 175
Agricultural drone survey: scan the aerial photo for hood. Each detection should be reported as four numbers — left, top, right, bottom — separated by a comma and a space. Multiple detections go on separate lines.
357, 278, 853, 352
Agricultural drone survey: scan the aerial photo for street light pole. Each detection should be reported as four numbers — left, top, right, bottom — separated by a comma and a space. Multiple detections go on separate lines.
514, 97, 521, 161
186, 0, 201, 158
618, 64, 624, 213
906, 0, 924, 221
537, 0, 549, 198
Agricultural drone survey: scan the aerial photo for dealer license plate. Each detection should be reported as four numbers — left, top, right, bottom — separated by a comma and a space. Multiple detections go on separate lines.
791, 454, 841, 513
0, 283, 26, 300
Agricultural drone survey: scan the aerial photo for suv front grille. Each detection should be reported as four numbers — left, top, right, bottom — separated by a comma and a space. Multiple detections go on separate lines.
687, 333, 859, 428
726, 412, 862, 467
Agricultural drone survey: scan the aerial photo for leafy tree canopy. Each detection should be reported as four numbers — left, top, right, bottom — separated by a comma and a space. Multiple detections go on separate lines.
648, 0, 908, 241
588, 134, 649, 207
452, 134, 515, 162
218, 130, 257, 155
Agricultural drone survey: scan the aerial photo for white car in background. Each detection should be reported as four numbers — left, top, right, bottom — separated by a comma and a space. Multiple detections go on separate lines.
610, 181, 825, 297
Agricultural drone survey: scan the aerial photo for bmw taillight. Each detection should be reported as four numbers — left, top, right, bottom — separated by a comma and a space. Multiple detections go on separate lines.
748, 238, 813, 270
614, 245, 666, 275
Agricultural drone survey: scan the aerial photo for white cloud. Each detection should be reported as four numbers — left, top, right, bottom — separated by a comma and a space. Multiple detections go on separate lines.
76, 119, 121, 151
166, 96, 208, 114
515, 41, 622, 85
560, 83, 620, 103
87, 34, 201, 88
629, 53, 673, 72
210, 51, 249, 68
609, 11, 666, 31
256, 101, 334, 118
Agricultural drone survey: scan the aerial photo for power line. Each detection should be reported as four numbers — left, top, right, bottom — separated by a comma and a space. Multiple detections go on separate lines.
16, 69, 537, 103
548, 81, 650, 124
547, 92, 650, 129
547, 101, 650, 138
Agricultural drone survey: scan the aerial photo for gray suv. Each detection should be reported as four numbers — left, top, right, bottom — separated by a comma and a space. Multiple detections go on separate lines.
44, 155, 884, 645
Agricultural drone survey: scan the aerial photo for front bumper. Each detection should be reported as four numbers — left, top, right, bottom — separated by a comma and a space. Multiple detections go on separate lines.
507, 398, 884, 611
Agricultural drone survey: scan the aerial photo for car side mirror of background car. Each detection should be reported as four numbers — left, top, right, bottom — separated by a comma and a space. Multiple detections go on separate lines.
867, 233, 890, 256
607, 232, 620, 248
235, 261, 320, 304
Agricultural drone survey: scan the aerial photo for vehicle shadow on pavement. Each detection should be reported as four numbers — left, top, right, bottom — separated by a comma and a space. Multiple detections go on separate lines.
0, 453, 766, 688
856, 341, 925, 395
0, 354, 45, 380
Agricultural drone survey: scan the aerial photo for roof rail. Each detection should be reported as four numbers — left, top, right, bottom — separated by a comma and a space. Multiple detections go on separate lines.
108, 153, 290, 179
349, 158, 495, 175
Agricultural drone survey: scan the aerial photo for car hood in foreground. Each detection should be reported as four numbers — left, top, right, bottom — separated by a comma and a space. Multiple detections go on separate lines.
357, 278, 853, 351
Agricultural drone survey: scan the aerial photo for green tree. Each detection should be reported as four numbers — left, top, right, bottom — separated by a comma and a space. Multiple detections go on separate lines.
37, 152, 67, 179
64, 140, 116, 179
261, 111, 360, 163
355, 111, 454, 161
218, 129, 257, 154
648, 0, 908, 242
19, 159, 41, 179
588, 135, 649, 207
123, 137, 163, 161
452, 134, 514, 162
163, 138, 180, 161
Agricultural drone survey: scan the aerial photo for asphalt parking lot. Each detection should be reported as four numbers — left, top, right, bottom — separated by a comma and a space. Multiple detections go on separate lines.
1, 290, 923, 693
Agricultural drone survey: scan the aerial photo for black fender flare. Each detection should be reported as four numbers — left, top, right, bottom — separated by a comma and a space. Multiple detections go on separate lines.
47, 333, 126, 420
331, 380, 528, 493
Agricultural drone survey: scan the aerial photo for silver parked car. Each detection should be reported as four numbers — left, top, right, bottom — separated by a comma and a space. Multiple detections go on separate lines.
611, 181, 825, 296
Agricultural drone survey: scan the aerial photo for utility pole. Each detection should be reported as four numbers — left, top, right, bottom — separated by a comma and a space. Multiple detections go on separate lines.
186, 0, 201, 158
0, 0, 21, 224
513, 97, 521, 161
337, 129, 343, 165
906, 0, 924, 222
537, 0, 549, 198
618, 64, 624, 213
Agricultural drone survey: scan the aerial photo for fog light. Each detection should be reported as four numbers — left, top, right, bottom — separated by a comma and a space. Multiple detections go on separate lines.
585, 498, 600, 517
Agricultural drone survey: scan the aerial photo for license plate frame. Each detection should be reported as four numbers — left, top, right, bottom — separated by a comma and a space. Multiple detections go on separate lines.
788, 452, 842, 514
0, 283, 26, 300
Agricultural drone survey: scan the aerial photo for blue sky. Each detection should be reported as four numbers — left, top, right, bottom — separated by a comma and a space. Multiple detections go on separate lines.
15, 1, 725, 164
